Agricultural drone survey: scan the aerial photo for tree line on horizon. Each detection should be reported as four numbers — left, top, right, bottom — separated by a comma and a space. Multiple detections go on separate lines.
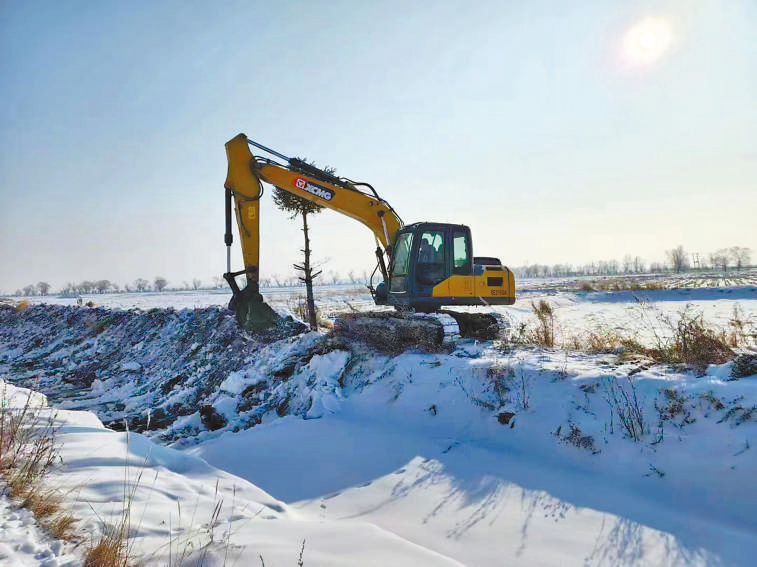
496, 245, 751, 279
6, 244, 752, 297
14, 276, 177, 297
7, 270, 363, 298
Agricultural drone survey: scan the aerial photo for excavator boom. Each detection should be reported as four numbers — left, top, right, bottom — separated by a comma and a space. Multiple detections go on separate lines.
223, 133, 402, 330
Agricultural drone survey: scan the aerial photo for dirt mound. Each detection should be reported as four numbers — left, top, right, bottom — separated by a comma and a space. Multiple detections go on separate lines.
0, 304, 306, 437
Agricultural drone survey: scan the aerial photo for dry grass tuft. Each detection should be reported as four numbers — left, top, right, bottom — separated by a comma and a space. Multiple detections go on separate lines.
646, 307, 734, 370
47, 511, 79, 540
23, 488, 63, 518
22, 488, 78, 540
726, 304, 756, 347
84, 526, 129, 567
581, 328, 626, 353
529, 300, 556, 347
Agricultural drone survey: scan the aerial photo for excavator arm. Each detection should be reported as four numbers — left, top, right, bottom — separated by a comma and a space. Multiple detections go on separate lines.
223, 133, 403, 330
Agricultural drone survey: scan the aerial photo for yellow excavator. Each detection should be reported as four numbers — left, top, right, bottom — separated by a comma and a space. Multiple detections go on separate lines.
223, 133, 515, 344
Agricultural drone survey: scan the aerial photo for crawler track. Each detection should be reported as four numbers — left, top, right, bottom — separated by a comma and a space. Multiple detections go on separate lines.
332, 309, 510, 351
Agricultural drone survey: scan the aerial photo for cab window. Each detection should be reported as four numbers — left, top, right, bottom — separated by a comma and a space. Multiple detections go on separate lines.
416, 230, 446, 285
418, 231, 444, 264
389, 232, 413, 292
453, 231, 471, 275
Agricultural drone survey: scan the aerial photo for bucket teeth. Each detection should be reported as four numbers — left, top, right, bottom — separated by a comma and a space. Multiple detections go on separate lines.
230, 286, 281, 332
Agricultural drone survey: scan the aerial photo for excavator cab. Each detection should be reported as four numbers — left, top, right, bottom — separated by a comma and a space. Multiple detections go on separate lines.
377, 222, 515, 313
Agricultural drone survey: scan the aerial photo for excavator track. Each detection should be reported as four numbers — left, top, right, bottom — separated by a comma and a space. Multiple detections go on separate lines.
333, 311, 444, 352
332, 309, 510, 351
438, 309, 510, 341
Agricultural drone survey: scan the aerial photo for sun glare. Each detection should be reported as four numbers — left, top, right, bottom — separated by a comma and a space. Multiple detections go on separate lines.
621, 17, 673, 67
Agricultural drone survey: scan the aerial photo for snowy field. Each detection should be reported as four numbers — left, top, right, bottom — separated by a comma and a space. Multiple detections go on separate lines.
1, 277, 756, 566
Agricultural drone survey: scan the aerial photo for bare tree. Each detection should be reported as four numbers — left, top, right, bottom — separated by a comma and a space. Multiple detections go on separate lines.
61, 282, 76, 295
273, 161, 330, 331
154, 277, 168, 292
95, 279, 111, 294
710, 249, 730, 272
192, 278, 202, 290
666, 245, 689, 273
80, 280, 95, 294
729, 246, 751, 270
36, 281, 51, 296
134, 278, 149, 292
622, 255, 633, 274
633, 256, 645, 273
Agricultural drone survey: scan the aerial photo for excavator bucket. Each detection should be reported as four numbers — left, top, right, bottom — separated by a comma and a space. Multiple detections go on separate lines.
230, 285, 281, 332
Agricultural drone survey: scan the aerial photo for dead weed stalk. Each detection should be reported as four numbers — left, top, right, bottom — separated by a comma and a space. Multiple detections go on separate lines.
604, 376, 646, 441
529, 300, 556, 347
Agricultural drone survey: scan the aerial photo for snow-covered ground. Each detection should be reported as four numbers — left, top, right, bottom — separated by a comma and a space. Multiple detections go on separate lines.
1, 282, 756, 566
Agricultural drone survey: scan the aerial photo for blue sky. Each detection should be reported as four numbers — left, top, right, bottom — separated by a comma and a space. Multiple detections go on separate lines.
1, 0, 755, 292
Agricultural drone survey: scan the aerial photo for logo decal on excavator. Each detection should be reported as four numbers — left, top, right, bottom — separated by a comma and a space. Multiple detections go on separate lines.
294, 177, 335, 201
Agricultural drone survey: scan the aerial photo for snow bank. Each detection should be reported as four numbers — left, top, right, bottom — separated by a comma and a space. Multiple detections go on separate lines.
1, 380, 468, 566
